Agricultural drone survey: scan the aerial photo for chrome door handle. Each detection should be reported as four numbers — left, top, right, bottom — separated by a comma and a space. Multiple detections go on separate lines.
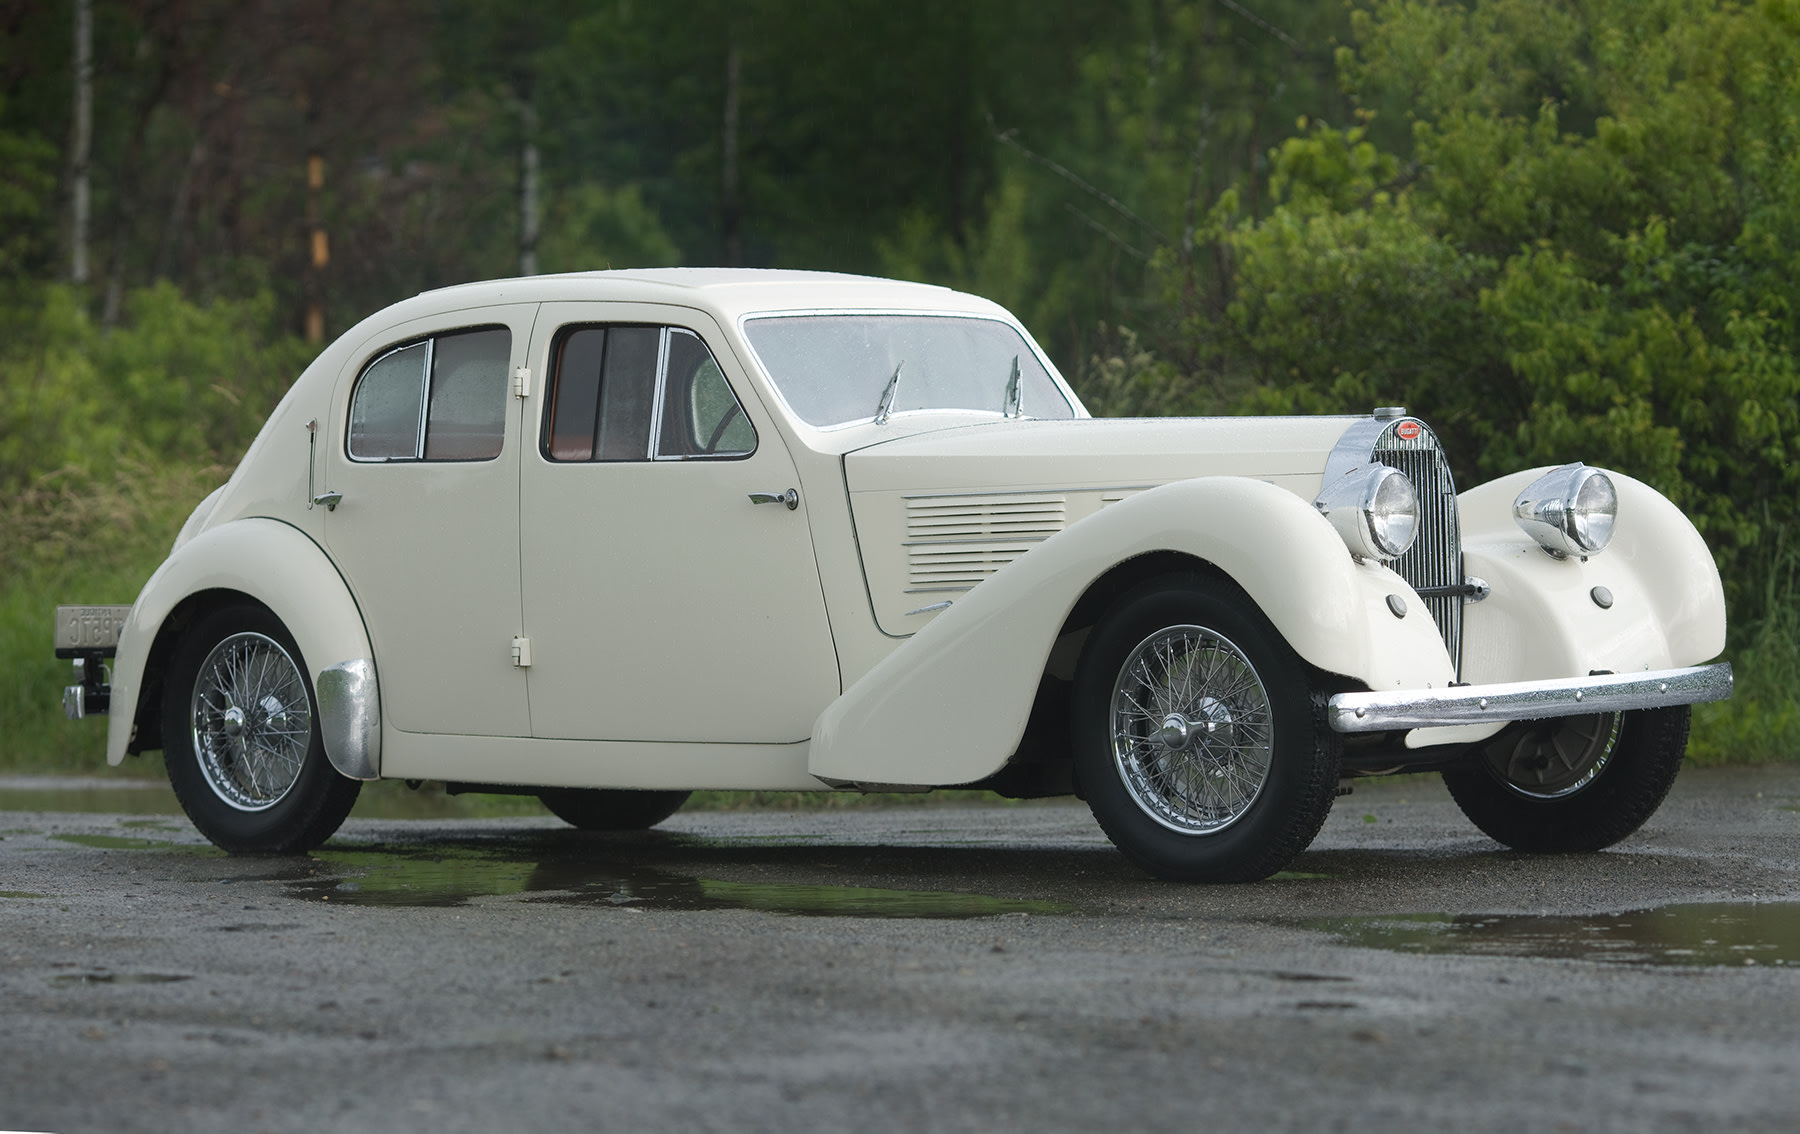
748, 488, 799, 510
312, 491, 343, 512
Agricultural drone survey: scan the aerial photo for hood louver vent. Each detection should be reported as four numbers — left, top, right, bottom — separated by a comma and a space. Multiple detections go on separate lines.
903, 493, 1067, 592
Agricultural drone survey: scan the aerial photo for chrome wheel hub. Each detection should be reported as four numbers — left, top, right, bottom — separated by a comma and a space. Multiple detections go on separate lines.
191, 632, 311, 812
1111, 625, 1274, 836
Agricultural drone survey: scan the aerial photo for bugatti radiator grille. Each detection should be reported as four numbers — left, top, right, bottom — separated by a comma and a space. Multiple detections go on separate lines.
1368, 421, 1463, 674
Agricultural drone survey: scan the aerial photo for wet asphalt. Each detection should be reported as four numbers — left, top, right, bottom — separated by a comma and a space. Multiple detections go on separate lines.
3, 765, 1800, 1133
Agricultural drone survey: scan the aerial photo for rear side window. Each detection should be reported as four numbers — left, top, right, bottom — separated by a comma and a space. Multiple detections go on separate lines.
544, 324, 755, 462
348, 327, 511, 462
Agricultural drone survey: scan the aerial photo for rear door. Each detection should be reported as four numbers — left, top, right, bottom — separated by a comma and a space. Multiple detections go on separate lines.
322, 305, 536, 737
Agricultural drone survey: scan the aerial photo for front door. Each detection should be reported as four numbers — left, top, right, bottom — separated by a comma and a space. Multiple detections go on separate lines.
322, 304, 536, 737
519, 303, 839, 742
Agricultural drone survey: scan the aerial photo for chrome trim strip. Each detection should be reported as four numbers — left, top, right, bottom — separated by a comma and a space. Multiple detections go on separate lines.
900, 537, 1050, 547
902, 485, 1157, 501
414, 336, 435, 460
315, 659, 382, 780
905, 601, 954, 616
647, 326, 673, 458
1327, 664, 1733, 733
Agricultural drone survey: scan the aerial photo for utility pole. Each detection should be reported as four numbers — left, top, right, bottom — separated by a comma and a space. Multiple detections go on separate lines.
305, 150, 328, 342
68, 0, 93, 284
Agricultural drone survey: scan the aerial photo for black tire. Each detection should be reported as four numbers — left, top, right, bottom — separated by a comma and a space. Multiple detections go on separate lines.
538, 788, 691, 831
1072, 572, 1341, 882
1442, 706, 1690, 852
162, 603, 361, 854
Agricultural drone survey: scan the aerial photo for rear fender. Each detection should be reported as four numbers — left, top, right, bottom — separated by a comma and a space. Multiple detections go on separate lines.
108, 518, 380, 779
809, 477, 1453, 786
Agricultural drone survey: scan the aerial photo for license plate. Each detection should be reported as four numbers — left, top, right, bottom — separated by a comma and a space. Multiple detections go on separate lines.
55, 605, 132, 656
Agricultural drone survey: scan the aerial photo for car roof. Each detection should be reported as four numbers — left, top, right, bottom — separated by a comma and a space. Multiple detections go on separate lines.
399, 268, 1012, 325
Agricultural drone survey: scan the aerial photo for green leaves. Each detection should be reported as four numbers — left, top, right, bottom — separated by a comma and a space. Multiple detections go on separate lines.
1225, 0, 1800, 605
0, 283, 315, 499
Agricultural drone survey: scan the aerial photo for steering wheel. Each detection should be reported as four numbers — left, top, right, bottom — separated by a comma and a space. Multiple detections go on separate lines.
701, 403, 744, 454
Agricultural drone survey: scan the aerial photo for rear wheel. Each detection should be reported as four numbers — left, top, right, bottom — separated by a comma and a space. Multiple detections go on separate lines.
538, 788, 691, 831
162, 604, 360, 854
1072, 573, 1340, 882
1442, 707, 1689, 852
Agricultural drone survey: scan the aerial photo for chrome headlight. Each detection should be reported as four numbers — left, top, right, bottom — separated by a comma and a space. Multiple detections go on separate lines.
1315, 465, 1419, 561
1513, 463, 1617, 557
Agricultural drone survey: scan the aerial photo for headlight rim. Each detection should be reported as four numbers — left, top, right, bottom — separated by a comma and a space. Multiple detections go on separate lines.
1513, 462, 1618, 558
1315, 464, 1421, 563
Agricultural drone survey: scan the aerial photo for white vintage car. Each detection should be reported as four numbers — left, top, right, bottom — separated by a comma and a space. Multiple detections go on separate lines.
56, 269, 1732, 880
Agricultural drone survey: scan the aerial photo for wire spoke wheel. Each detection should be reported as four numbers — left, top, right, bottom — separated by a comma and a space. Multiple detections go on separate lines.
1110, 624, 1274, 836
1444, 706, 1692, 854
164, 604, 360, 854
1483, 712, 1620, 799
190, 631, 312, 812
1073, 574, 1340, 882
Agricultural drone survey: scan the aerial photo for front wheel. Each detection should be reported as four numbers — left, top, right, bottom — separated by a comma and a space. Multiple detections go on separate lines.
1442, 706, 1690, 852
1072, 573, 1341, 882
162, 604, 360, 854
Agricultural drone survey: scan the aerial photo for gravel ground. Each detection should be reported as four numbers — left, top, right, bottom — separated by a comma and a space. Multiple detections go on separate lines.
2, 764, 1799, 1133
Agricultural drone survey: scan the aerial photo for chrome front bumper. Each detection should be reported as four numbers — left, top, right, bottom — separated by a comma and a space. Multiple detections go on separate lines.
1326, 663, 1733, 734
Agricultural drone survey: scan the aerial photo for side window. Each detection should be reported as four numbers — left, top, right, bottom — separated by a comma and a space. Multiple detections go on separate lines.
348, 326, 511, 462
544, 324, 756, 462
659, 329, 756, 458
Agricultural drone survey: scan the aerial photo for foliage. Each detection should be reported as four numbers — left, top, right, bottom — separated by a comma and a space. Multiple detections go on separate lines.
0, 460, 229, 772
3, 0, 1798, 767
537, 183, 681, 274
0, 283, 314, 497
1216, 0, 1800, 602
0, 109, 56, 281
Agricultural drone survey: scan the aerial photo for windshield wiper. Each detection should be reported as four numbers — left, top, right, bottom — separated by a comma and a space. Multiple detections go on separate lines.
873, 359, 904, 425
1003, 354, 1022, 419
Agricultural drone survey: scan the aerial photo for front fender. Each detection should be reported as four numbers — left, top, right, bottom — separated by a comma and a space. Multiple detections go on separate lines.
809, 477, 1453, 786
107, 517, 381, 779
1458, 467, 1726, 684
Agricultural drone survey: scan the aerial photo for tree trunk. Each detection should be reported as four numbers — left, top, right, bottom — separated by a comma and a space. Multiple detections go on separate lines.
68, 0, 92, 284
518, 97, 539, 277
721, 42, 741, 267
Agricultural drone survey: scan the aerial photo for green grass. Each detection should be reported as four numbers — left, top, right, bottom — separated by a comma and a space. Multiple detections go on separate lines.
1687, 532, 1800, 766
1, 460, 221, 774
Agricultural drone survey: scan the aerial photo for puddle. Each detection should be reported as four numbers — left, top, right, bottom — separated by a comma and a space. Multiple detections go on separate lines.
30, 827, 1071, 918
285, 844, 1070, 917
1314, 902, 1800, 967
52, 972, 193, 986
0, 788, 185, 816
49, 834, 222, 856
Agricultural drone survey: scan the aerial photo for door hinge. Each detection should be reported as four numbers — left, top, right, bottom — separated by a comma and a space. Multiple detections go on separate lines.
511, 636, 532, 667
512, 366, 532, 399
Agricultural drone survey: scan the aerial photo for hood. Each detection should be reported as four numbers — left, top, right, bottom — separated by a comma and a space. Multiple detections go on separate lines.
845, 415, 1361, 636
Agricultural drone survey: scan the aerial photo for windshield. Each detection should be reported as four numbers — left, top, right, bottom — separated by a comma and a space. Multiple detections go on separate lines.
742, 314, 1075, 428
